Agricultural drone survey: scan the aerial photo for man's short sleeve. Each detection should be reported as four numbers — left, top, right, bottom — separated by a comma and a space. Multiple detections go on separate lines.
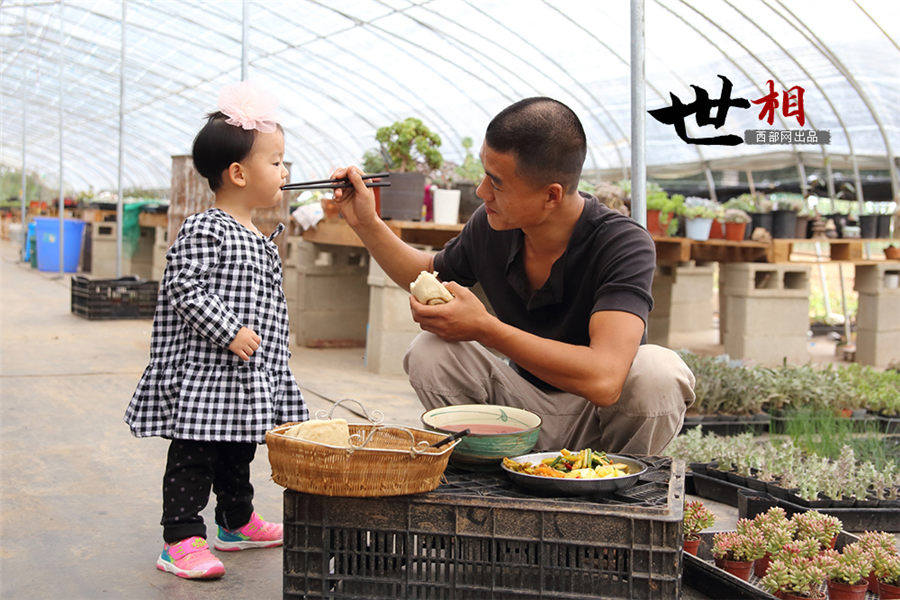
432, 206, 483, 286
591, 225, 655, 325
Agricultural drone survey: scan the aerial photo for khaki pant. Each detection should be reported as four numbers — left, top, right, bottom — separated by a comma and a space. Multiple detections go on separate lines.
403, 332, 695, 455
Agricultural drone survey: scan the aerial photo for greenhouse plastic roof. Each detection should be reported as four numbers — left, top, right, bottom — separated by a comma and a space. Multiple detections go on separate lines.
1, 0, 899, 193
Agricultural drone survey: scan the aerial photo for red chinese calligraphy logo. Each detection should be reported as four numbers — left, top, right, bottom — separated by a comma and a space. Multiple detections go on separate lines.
751, 80, 806, 127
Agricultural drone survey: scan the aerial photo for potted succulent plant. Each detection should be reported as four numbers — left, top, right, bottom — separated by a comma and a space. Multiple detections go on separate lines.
791, 511, 842, 551
682, 500, 715, 555
819, 543, 871, 600
753, 507, 796, 577
723, 208, 751, 241
760, 555, 828, 600
712, 523, 765, 581
858, 531, 896, 592
771, 195, 803, 239
682, 204, 719, 241
374, 117, 443, 221
749, 194, 775, 238
873, 550, 900, 599
639, 184, 683, 236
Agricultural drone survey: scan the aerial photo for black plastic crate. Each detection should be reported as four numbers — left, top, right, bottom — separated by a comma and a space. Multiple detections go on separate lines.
71, 276, 158, 320
283, 457, 686, 600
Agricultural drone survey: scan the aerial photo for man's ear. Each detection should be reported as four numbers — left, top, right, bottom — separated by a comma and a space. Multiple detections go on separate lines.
226, 162, 246, 188
545, 182, 565, 208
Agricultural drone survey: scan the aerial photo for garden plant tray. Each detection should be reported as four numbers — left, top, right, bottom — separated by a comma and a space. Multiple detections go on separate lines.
283, 457, 685, 599
690, 470, 900, 532
71, 276, 158, 320
682, 531, 878, 600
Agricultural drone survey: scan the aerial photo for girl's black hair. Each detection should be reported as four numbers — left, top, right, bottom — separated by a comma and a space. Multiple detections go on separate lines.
191, 111, 257, 192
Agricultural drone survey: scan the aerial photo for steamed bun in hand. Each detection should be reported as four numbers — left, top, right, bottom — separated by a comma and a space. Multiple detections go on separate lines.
409, 271, 454, 305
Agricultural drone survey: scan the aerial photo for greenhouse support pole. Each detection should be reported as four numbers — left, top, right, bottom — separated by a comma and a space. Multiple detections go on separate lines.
241, 0, 248, 80
20, 5, 28, 261
57, 0, 65, 277
116, 0, 126, 278
630, 0, 646, 227
797, 160, 808, 196
705, 167, 718, 203
746, 170, 755, 196
825, 160, 837, 213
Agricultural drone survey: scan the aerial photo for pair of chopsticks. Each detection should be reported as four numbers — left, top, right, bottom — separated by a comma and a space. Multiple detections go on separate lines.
281, 172, 391, 191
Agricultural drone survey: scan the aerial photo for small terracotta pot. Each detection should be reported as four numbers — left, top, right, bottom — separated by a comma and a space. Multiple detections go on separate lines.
754, 553, 771, 578
826, 579, 867, 600
709, 219, 725, 239
721, 558, 754, 581
866, 570, 878, 593
647, 209, 671, 236
714, 556, 725, 569
724, 221, 747, 241
880, 579, 900, 600
683, 537, 700, 556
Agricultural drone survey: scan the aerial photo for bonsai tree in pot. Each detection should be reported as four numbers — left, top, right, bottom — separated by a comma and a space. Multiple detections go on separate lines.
819, 543, 871, 600
682, 500, 715, 555
451, 136, 485, 223
760, 554, 828, 600
723, 208, 751, 241
374, 117, 443, 220
872, 547, 900, 599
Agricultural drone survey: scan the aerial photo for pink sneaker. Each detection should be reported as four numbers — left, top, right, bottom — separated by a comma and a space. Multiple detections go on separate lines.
213, 512, 283, 551
156, 536, 225, 579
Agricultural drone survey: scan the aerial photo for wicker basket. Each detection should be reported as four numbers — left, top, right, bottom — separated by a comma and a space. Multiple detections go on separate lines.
266, 401, 459, 497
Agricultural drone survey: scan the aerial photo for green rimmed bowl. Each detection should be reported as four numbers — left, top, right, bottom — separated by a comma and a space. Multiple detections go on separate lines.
421, 405, 541, 470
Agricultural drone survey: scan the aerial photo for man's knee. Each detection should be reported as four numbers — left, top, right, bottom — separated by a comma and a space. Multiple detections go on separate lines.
403, 331, 454, 379
617, 345, 696, 417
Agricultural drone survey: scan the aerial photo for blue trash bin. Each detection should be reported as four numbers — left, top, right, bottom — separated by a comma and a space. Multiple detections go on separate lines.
35, 217, 86, 273
23, 221, 36, 262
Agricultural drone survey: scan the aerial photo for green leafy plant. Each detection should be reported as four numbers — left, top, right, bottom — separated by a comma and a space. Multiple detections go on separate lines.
682, 205, 719, 220
723, 193, 757, 212
453, 137, 484, 184
682, 500, 715, 540
361, 148, 388, 173
375, 117, 443, 173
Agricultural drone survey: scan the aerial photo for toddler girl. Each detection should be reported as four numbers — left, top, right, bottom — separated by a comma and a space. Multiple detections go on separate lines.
124, 81, 307, 580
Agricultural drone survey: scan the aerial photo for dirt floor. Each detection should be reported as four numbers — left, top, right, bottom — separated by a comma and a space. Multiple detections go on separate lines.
0, 238, 864, 599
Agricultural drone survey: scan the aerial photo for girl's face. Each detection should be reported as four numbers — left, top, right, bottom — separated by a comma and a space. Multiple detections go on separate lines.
241, 129, 288, 208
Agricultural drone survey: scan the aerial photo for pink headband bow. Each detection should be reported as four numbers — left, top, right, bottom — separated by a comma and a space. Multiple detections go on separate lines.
217, 80, 279, 133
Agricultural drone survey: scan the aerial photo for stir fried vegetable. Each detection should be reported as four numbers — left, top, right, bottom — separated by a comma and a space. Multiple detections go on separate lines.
502, 448, 632, 479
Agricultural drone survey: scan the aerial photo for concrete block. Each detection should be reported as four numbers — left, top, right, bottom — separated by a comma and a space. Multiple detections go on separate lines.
90, 224, 154, 280
854, 263, 900, 295
647, 316, 672, 346
151, 244, 167, 281
724, 334, 809, 365
296, 239, 368, 276
856, 328, 900, 368
650, 264, 715, 342
293, 308, 368, 347
298, 272, 370, 311
725, 296, 810, 337
720, 263, 810, 298
668, 301, 716, 332
856, 293, 900, 332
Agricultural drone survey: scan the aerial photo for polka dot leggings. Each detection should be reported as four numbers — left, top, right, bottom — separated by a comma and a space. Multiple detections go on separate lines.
161, 439, 257, 544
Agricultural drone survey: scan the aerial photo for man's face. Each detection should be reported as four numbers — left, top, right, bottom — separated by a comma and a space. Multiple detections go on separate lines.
476, 143, 551, 231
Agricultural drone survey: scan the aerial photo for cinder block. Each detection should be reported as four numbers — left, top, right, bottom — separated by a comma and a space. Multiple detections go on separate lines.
293, 309, 368, 347
298, 273, 370, 311
724, 335, 809, 366
650, 264, 715, 342
151, 244, 167, 281
91, 223, 154, 279
647, 317, 672, 346
296, 240, 367, 276
856, 328, 900, 368
720, 263, 810, 298
668, 301, 715, 332
725, 296, 810, 336
856, 293, 900, 332
854, 263, 900, 295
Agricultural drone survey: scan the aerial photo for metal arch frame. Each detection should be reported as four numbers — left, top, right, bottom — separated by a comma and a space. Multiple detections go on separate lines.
655, 0, 814, 199
772, 0, 900, 204
742, 0, 865, 207
852, 0, 900, 53
545, 1, 718, 197
251, 3, 467, 152
460, 0, 629, 176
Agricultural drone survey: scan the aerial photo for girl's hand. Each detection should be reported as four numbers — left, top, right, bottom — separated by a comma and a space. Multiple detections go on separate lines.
328, 166, 379, 228
229, 326, 261, 361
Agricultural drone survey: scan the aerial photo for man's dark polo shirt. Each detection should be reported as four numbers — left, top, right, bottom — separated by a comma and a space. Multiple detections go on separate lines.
433, 193, 656, 391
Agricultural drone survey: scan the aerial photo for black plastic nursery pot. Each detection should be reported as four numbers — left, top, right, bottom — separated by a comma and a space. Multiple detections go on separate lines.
858, 214, 878, 239
378, 172, 425, 221
794, 215, 810, 238
771, 210, 797, 239
748, 212, 773, 238
877, 213, 892, 238
826, 213, 848, 238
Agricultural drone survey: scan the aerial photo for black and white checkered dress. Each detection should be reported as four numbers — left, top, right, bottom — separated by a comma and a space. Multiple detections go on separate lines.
124, 208, 307, 443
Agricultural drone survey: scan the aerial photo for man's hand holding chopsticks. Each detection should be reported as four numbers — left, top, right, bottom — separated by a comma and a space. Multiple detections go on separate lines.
327, 166, 379, 228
